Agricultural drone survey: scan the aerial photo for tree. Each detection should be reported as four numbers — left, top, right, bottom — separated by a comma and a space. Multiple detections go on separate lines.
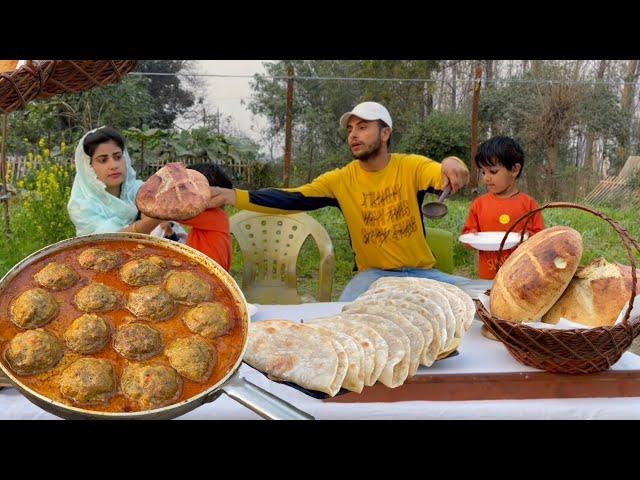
583, 60, 609, 180
7, 75, 155, 154
618, 60, 639, 166
247, 60, 441, 184
396, 112, 471, 163
135, 61, 199, 129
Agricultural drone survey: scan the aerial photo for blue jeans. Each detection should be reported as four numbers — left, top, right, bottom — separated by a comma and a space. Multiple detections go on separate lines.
338, 268, 469, 302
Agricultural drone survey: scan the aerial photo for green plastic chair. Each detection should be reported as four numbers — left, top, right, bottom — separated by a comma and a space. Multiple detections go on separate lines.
230, 211, 336, 304
426, 227, 454, 274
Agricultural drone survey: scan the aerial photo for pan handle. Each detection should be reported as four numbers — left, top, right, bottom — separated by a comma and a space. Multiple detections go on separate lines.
219, 373, 314, 420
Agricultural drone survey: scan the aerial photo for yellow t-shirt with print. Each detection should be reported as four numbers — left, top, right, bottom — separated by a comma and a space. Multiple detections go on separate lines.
234, 153, 446, 272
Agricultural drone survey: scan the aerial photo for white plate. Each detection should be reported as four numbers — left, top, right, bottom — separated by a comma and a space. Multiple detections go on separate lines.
247, 303, 258, 317
458, 231, 528, 251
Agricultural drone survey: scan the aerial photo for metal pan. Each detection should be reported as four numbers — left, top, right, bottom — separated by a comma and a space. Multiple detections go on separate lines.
0, 233, 313, 420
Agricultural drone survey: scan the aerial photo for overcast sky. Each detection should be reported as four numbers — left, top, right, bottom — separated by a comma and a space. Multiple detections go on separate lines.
194, 60, 272, 143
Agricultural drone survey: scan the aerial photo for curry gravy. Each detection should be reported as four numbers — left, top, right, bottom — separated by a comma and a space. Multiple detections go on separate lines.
0, 240, 246, 413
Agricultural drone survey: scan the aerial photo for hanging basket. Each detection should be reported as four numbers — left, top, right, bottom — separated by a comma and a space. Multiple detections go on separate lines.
475, 202, 640, 374
38, 60, 138, 98
0, 61, 55, 114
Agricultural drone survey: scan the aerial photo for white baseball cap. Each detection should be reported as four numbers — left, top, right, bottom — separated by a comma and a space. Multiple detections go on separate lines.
339, 101, 393, 130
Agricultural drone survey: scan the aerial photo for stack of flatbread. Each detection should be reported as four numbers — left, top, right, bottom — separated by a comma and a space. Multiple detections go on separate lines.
244, 278, 476, 397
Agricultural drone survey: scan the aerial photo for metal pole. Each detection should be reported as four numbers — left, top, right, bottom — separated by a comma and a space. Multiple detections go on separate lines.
470, 61, 483, 192
1, 113, 10, 233
283, 65, 294, 188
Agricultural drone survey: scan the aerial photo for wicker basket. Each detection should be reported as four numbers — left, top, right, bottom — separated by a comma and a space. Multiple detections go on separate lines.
0, 60, 138, 114
0, 61, 55, 114
475, 202, 640, 374
39, 60, 138, 98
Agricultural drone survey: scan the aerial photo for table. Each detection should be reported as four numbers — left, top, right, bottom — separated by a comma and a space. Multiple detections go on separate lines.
3, 279, 640, 419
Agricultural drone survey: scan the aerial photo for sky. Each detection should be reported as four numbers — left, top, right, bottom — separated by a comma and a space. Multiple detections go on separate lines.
193, 60, 272, 143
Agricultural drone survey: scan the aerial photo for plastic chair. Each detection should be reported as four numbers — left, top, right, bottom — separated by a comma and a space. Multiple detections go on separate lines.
230, 211, 336, 304
426, 227, 454, 274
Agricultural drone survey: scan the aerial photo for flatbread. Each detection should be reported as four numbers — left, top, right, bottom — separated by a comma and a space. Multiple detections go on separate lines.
340, 313, 410, 388
361, 286, 457, 351
305, 316, 388, 387
306, 324, 365, 393
371, 277, 476, 331
344, 297, 438, 366
355, 289, 449, 353
245, 320, 341, 396
340, 304, 424, 377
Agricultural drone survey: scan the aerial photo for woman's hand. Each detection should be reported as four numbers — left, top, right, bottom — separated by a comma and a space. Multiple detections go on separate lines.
123, 213, 163, 234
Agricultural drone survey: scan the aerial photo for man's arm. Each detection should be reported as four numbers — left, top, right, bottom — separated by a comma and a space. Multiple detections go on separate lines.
208, 169, 340, 213
415, 155, 470, 194
441, 156, 470, 193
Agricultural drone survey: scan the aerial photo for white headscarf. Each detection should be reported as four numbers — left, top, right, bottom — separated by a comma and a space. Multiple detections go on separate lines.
67, 127, 144, 236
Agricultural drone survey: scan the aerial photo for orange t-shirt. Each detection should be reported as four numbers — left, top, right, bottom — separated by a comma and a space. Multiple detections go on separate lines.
180, 208, 232, 272
462, 192, 545, 280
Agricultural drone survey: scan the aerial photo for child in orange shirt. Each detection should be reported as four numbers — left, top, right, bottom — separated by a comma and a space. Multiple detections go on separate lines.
462, 136, 545, 280
179, 163, 233, 272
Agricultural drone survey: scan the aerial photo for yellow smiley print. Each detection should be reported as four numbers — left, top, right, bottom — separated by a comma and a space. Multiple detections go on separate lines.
499, 214, 510, 225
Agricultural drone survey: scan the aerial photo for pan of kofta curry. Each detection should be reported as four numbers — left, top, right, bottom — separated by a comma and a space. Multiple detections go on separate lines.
0, 233, 313, 420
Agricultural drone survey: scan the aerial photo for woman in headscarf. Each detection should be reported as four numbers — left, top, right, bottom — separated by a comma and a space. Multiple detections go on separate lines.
68, 126, 163, 235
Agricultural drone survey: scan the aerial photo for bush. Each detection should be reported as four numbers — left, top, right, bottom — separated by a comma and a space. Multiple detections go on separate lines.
396, 112, 471, 162
249, 162, 280, 189
12, 159, 76, 245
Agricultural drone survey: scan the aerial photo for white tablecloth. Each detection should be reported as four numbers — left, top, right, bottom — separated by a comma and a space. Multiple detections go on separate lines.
3, 293, 640, 419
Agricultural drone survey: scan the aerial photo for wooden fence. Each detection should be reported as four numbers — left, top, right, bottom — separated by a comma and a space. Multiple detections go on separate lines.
583, 156, 640, 207
6, 155, 74, 183
6, 154, 253, 186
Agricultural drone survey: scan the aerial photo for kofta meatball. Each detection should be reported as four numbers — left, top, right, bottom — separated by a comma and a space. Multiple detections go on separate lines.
33, 262, 79, 291
113, 323, 163, 360
10, 288, 59, 329
59, 358, 116, 405
78, 248, 121, 272
63, 314, 110, 354
126, 285, 176, 321
184, 302, 233, 338
164, 271, 211, 305
165, 336, 216, 383
74, 283, 121, 313
119, 256, 166, 286
4, 329, 63, 376
121, 364, 182, 409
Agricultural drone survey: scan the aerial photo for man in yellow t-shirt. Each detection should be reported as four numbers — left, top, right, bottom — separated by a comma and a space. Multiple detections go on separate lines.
208, 101, 470, 301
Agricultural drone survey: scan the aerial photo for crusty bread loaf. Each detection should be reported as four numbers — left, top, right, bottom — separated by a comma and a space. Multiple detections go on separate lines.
136, 163, 210, 220
0, 60, 19, 73
490, 226, 583, 322
542, 258, 634, 327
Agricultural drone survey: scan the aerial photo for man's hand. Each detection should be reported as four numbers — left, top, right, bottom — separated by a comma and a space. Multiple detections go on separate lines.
207, 187, 237, 209
441, 156, 470, 193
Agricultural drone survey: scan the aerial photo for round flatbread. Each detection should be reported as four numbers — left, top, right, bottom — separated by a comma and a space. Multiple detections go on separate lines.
306, 324, 365, 393
340, 313, 410, 388
360, 286, 457, 351
305, 316, 388, 387
339, 304, 424, 377
344, 297, 438, 367
370, 277, 476, 330
245, 320, 341, 396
